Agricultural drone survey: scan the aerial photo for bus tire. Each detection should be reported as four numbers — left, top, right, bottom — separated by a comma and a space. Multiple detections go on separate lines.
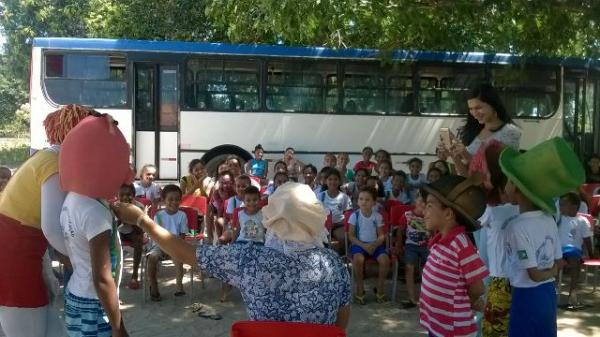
201, 144, 252, 176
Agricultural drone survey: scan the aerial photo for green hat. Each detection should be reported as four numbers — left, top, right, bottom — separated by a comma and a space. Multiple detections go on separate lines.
499, 137, 585, 214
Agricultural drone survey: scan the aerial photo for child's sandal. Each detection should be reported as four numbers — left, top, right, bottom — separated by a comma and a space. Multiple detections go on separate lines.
354, 293, 366, 305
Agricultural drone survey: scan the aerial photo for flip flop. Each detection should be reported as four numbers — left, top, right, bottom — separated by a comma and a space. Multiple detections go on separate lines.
174, 290, 186, 297
198, 312, 223, 320
354, 293, 366, 305
149, 286, 162, 302
401, 301, 417, 309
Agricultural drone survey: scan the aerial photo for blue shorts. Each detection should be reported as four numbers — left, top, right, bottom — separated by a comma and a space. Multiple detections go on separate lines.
351, 244, 387, 259
562, 246, 583, 259
509, 282, 556, 337
404, 243, 429, 266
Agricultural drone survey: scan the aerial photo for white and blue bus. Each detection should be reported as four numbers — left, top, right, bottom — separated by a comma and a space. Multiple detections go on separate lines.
30, 37, 600, 179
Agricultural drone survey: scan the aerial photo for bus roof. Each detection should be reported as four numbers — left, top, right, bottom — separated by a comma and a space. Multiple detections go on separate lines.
33, 37, 599, 68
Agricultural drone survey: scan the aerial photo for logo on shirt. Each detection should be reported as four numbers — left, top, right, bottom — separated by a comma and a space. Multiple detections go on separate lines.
517, 250, 528, 260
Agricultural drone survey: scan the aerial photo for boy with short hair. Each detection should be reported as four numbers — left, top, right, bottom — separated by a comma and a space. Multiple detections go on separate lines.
385, 170, 411, 205
558, 192, 594, 309
419, 174, 488, 337
499, 137, 585, 337
232, 186, 265, 244
406, 157, 426, 202
353, 146, 376, 174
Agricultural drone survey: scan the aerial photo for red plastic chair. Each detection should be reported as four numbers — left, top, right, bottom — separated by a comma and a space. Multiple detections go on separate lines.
384, 199, 403, 212
388, 204, 415, 302
590, 195, 600, 217
181, 195, 208, 216
581, 184, 600, 198
230, 321, 346, 337
135, 197, 152, 207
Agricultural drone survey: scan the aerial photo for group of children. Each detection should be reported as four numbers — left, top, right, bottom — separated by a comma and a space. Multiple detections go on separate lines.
26, 135, 593, 337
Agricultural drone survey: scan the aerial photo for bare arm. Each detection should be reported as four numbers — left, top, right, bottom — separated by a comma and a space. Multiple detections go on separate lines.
335, 305, 351, 330
467, 279, 485, 312
111, 203, 197, 266
90, 231, 126, 337
527, 260, 560, 282
374, 226, 386, 246
348, 225, 367, 249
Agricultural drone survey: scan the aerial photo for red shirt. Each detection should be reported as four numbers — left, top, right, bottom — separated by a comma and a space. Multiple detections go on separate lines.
353, 160, 376, 173
420, 226, 488, 337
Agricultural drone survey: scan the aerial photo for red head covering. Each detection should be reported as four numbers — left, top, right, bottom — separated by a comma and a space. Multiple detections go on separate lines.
59, 115, 133, 199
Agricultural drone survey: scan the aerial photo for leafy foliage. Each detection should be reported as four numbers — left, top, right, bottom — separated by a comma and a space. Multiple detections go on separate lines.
0, 0, 598, 137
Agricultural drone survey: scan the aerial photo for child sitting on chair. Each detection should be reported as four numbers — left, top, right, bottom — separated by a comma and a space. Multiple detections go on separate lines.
385, 170, 412, 205
220, 175, 251, 243
148, 184, 188, 301
558, 192, 594, 309
232, 186, 265, 244
134, 164, 161, 205
349, 187, 389, 304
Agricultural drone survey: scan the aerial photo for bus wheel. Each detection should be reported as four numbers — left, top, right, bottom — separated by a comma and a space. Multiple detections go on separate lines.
201, 144, 252, 177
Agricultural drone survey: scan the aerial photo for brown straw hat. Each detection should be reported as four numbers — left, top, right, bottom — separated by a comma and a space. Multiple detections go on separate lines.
421, 174, 487, 231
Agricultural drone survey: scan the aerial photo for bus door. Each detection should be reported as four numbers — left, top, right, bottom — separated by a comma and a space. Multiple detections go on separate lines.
563, 74, 595, 158
133, 63, 179, 180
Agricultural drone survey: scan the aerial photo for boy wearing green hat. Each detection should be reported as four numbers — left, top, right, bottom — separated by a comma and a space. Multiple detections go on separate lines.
499, 137, 585, 337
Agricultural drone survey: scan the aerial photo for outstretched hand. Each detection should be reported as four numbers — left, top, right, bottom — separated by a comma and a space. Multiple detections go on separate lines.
111, 202, 147, 226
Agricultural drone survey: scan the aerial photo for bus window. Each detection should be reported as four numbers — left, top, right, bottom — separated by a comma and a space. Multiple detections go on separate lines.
43, 53, 127, 108
493, 67, 559, 118
387, 76, 413, 115
266, 62, 336, 113
418, 65, 483, 115
343, 63, 385, 114
184, 59, 259, 112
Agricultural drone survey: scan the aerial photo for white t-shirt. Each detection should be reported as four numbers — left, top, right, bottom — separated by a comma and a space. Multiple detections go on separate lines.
348, 210, 383, 243
505, 211, 562, 288
319, 191, 352, 224
225, 196, 244, 215
557, 215, 593, 249
466, 123, 521, 155
236, 209, 265, 243
479, 204, 519, 278
153, 209, 188, 236
407, 173, 427, 189
60, 192, 115, 299
134, 181, 161, 201
381, 176, 393, 193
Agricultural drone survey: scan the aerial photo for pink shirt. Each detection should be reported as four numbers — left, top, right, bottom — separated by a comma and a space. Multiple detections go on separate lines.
420, 226, 488, 337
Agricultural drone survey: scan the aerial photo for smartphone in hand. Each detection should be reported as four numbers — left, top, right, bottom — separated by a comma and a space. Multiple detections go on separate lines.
440, 127, 452, 149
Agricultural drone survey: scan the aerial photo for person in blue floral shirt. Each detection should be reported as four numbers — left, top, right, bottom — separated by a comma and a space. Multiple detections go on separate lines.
112, 182, 352, 329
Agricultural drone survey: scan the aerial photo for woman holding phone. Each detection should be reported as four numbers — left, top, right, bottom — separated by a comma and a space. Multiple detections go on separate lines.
438, 83, 521, 176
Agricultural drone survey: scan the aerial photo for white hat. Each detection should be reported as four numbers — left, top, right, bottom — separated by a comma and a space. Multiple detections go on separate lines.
262, 182, 328, 244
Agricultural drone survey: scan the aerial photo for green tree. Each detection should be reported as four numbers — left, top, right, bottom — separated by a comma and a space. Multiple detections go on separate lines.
0, 0, 91, 136
205, 0, 600, 57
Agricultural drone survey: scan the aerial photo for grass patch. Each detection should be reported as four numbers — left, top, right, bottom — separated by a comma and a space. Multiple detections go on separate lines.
0, 138, 30, 168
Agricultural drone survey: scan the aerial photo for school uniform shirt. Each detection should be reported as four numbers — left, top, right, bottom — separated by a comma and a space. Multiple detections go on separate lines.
420, 226, 488, 337
347, 210, 383, 243
60, 192, 116, 299
505, 211, 562, 288
381, 176, 393, 193
407, 173, 427, 201
557, 215, 593, 250
234, 209, 265, 243
153, 209, 188, 236
478, 204, 519, 278
318, 191, 352, 224
225, 196, 244, 216
134, 181, 161, 201
401, 210, 429, 247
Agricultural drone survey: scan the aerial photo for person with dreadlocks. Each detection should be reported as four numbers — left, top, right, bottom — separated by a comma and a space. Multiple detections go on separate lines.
0, 105, 93, 337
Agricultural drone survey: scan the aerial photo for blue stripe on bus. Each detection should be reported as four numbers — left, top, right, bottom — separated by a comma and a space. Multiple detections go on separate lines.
32, 37, 598, 67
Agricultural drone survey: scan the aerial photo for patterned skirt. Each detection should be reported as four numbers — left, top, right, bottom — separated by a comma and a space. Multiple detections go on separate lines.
65, 290, 112, 337
482, 277, 511, 337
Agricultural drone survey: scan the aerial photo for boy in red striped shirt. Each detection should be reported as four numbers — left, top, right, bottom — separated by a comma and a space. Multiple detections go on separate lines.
420, 175, 488, 337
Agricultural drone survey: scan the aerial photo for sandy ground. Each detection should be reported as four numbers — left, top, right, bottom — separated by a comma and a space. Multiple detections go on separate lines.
2, 251, 600, 337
